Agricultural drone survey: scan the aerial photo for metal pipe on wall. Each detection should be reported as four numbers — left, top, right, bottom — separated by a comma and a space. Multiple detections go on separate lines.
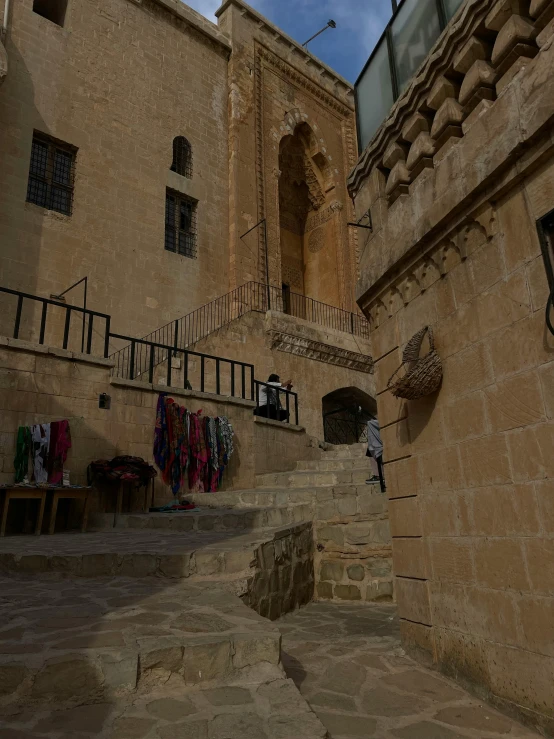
2, 0, 12, 38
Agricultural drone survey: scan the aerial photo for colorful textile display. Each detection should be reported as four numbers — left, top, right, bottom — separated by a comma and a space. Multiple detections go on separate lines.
13, 421, 71, 485
87, 456, 157, 487
153, 393, 234, 495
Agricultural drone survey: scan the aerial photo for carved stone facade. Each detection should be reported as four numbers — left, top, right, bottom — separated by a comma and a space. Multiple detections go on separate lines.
350, 0, 554, 733
0, 0, 374, 442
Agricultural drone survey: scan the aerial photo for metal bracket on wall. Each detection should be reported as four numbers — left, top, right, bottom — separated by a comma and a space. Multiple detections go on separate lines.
347, 209, 373, 231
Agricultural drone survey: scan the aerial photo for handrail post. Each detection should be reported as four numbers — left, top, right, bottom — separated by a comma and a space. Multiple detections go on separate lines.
129, 341, 136, 380
62, 308, 72, 349
263, 218, 271, 311
103, 316, 111, 358
13, 294, 23, 339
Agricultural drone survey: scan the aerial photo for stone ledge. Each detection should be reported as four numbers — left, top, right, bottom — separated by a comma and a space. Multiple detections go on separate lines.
268, 330, 374, 373
0, 338, 116, 368
110, 376, 256, 408
136, 0, 232, 53
254, 416, 305, 432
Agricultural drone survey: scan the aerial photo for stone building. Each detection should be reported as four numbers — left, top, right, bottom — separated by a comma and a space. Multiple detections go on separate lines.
349, 0, 554, 733
0, 0, 375, 441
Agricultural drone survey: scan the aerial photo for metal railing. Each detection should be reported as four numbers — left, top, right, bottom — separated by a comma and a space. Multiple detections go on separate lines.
0, 286, 255, 401
110, 281, 370, 380
0, 286, 111, 356
253, 380, 299, 426
111, 332, 255, 399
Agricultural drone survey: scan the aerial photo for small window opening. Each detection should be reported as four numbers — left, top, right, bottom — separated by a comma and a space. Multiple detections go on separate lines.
26, 132, 76, 216
282, 283, 291, 314
170, 136, 193, 179
32, 0, 68, 26
165, 190, 197, 259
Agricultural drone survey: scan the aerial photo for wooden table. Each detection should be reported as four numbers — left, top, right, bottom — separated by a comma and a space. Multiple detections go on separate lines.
0, 485, 92, 536
48, 487, 92, 534
0, 487, 47, 536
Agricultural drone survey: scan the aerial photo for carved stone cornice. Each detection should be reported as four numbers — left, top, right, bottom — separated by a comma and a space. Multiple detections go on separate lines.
268, 330, 374, 373
257, 46, 354, 117
347, 0, 496, 198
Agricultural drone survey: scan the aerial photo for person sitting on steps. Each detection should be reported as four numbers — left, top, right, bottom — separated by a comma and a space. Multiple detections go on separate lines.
254, 373, 292, 422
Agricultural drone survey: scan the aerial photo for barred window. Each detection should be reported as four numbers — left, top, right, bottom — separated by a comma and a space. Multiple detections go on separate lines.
26, 133, 76, 215
165, 191, 197, 259
170, 136, 192, 179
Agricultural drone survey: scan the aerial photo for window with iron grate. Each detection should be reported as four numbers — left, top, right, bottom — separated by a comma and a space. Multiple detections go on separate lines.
26, 133, 76, 216
165, 190, 197, 259
170, 136, 193, 179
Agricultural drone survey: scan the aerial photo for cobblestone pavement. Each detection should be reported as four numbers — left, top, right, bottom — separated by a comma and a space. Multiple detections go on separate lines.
278, 602, 541, 739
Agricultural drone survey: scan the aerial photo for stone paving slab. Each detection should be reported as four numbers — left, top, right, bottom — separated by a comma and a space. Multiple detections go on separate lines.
0, 524, 302, 579
278, 602, 541, 739
0, 573, 281, 713
0, 673, 328, 738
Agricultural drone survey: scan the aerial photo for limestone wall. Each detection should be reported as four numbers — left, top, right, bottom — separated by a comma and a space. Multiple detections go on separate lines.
0, 0, 230, 343
351, 9, 554, 732
160, 310, 375, 439
0, 340, 322, 502
315, 486, 392, 603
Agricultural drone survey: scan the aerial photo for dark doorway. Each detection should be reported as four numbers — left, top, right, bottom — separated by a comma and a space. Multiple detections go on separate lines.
322, 387, 377, 445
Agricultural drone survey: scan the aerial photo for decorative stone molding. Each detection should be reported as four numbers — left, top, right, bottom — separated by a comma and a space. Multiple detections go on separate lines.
364, 211, 492, 329
268, 330, 374, 373
347, 0, 542, 198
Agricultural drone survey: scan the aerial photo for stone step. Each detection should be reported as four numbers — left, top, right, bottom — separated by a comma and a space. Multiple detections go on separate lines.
320, 442, 367, 459
90, 504, 311, 535
0, 574, 283, 713
0, 524, 306, 580
0, 672, 328, 739
296, 457, 370, 471
256, 467, 369, 488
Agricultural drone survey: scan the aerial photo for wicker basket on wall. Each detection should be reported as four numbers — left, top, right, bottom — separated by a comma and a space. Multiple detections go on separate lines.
386, 326, 442, 400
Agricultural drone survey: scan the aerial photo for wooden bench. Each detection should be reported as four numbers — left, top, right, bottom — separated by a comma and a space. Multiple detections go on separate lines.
0, 485, 92, 536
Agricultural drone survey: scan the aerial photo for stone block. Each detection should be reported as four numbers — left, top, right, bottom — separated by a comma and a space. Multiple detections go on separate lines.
232, 633, 280, 668
392, 538, 428, 579
31, 655, 103, 702
396, 577, 431, 624
158, 555, 191, 578
381, 419, 411, 463
535, 479, 554, 533
420, 493, 470, 537
389, 496, 422, 537
366, 580, 394, 601
417, 445, 464, 494
486, 370, 545, 432
100, 651, 139, 690
539, 363, 554, 419
459, 434, 512, 487
525, 538, 554, 593
474, 538, 530, 590
386, 456, 419, 499
316, 581, 333, 599
0, 663, 29, 696
139, 637, 184, 673
183, 638, 231, 684
346, 564, 365, 581
485, 640, 554, 718
336, 495, 358, 516
430, 538, 474, 583
320, 560, 344, 581
470, 483, 540, 536
518, 595, 554, 656
334, 584, 361, 600
399, 620, 436, 662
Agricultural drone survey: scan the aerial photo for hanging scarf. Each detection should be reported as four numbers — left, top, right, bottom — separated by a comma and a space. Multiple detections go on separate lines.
188, 412, 208, 490
154, 393, 171, 485
47, 420, 72, 485
14, 427, 31, 483
31, 424, 50, 484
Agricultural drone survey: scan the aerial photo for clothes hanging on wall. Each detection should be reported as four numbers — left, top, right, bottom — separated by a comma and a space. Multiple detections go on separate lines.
154, 394, 234, 495
13, 421, 72, 485
14, 427, 32, 483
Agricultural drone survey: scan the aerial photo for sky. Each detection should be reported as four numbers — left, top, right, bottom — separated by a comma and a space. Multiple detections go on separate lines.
186, 0, 394, 83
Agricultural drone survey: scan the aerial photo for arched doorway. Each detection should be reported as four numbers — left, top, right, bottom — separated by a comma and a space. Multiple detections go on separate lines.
322, 387, 377, 445
278, 122, 339, 307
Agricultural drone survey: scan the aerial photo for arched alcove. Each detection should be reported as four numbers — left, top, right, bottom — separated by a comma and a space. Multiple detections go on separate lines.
278, 121, 340, 307
322, 386, 377, 445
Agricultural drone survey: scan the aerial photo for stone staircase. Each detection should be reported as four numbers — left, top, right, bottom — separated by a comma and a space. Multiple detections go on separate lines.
0, 442, 387, 738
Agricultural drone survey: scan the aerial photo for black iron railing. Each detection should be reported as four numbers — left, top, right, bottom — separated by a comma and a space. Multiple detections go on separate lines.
0, 286, 255, 401
253, 380, 299, 426
111, 332, 255, 399
110, 281, 370, 380
0, 285, 111, 356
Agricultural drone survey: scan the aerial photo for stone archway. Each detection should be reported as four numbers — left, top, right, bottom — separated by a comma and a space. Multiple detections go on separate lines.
277, 120, 342, 307
322, 386, 377, 445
